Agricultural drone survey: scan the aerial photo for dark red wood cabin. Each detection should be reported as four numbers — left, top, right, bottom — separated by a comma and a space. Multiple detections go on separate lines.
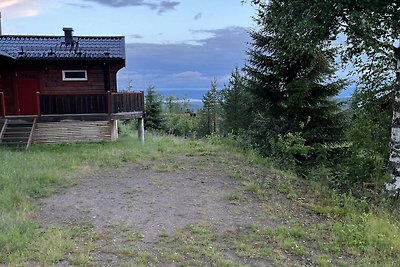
0, 28, 144, 147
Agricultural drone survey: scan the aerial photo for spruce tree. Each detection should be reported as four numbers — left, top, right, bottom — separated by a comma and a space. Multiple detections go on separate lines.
220, 67, 253, 134
198, 79, 220, 136
245, 1, 345, 165
145, 85, 164, 131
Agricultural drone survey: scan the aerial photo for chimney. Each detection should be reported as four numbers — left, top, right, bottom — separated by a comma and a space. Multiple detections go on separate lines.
63, 27, 74, 46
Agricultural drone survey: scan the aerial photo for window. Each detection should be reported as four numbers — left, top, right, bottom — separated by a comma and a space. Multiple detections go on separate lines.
62, 70, 87, 81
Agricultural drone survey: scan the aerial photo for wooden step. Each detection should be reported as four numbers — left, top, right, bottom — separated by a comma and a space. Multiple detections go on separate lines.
0, 118, 37, 149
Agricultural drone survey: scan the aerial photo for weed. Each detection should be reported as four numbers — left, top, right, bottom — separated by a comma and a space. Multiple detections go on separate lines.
224, 193, 242, 202
243, 181, 262, 195
314, 254, 332, 267
156, 223, 244, 266
276, 181, 297, 200
228, 168, 243, 180
279, 237, 306, 256
126, 231, 144, 243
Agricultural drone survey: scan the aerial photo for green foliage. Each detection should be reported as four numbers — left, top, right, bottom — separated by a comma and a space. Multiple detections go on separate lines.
164, 113, 199, 137
198, 79, 221, 136
245, 1, 345, 171
145, 85, 164, 131
337, 85, 393, 191
220, 67, 253, 135
271, 132, 311, 169
163, 95, 199, 137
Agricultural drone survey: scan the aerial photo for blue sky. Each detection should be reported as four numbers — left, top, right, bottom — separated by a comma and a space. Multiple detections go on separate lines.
1, 0, 256, 101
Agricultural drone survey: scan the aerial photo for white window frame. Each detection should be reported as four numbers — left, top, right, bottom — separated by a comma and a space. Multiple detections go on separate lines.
62, 70, 88, 81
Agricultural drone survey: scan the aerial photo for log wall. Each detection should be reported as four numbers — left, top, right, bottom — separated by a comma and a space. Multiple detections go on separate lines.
0, 71, 15, 114
42, 63, 118, 94
33, 120, 112, 144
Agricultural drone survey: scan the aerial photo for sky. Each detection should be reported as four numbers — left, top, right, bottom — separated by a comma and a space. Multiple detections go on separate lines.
1, 0, 257, 101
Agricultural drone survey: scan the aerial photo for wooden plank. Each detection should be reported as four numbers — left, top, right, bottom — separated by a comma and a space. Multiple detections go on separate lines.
26, 118, 37, 149
0, 92, 5, 117
33, 121, 112, 144
0, 119, 7, 141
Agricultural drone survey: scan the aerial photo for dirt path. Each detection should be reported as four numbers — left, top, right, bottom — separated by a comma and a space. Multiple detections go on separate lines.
38, 155, 281, 266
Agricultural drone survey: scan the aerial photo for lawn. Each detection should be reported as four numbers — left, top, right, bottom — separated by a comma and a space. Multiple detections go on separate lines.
1, 133, 400, 266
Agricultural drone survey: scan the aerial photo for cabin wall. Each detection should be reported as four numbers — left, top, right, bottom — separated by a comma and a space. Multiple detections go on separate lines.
0, 59, 124, 116
0, 71, 16, 115
42, 62, 121, 94
33, 120, 112, 144
110, 65, 120, 91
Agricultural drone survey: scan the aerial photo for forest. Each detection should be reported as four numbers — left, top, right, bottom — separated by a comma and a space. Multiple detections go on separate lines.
144, 0, 400, 201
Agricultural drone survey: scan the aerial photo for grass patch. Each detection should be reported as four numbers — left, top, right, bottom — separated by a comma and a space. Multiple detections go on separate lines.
276, 181, 297, 200
156, 223, 243, 266
225, 224, 307, 264
121, 250, 156, 267
243, 181, 262, 195
224, 193, 242, 202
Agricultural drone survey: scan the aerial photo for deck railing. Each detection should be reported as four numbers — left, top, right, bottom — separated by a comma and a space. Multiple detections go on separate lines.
39, 93, 108, 115
0, 92, 5, 117
37, 91, 144, 116
111, 92, 144, 113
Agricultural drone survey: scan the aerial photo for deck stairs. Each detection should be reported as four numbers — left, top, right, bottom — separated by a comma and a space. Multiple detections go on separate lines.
0, 117, 36, 149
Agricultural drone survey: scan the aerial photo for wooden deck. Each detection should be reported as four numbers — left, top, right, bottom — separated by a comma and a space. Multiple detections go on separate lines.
0, 91, 145, 146
3, 113, 143, 122
1, 91, 144, 120
37, 91, 144, 117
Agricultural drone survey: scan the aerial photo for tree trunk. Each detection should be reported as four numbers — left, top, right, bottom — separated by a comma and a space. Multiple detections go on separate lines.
387, 57, 400, 195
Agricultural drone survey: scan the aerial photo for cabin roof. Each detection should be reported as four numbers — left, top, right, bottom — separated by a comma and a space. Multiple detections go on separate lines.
0, 35, 125, 60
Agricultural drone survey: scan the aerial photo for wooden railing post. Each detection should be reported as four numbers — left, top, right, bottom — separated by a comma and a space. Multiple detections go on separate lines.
0, 92, 5, 117
140, 91, 145, 112
36, 92, 41, 117
107, 91, 112, 118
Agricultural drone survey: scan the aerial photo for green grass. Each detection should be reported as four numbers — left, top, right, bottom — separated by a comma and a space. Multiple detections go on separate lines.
2, 132, 400, 266
0, 132, 247, 265
224, 193, 242, 202
156, 223, 244, 267
226, 224, 307, 264
0, 132, 220, 265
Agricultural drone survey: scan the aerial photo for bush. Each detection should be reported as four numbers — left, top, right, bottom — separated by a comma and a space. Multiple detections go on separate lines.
164, 113, 199, 138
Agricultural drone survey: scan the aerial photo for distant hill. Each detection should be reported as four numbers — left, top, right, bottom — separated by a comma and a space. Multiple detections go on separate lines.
154, 88, 205, 110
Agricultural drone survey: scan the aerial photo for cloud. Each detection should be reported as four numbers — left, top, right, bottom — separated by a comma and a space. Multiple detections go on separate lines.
0, 0, 59, 18
157, 1, 179, 14
194, 12, 202, 20
66, 3, 93, 8
130, 34, 144, 39
83, 0, 179, 13
0, 0, 19, 9
118, 26, 251, 91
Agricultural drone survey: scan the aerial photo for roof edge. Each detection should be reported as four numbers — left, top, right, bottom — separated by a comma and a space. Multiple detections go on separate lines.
0, 50, 15, 59
0, 34, 125, 39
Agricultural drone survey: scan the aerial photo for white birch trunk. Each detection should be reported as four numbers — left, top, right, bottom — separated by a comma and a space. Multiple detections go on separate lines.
386, 64, 400, 195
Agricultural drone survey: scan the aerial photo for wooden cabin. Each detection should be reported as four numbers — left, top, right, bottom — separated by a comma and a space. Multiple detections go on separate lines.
0, 28, 144, 148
